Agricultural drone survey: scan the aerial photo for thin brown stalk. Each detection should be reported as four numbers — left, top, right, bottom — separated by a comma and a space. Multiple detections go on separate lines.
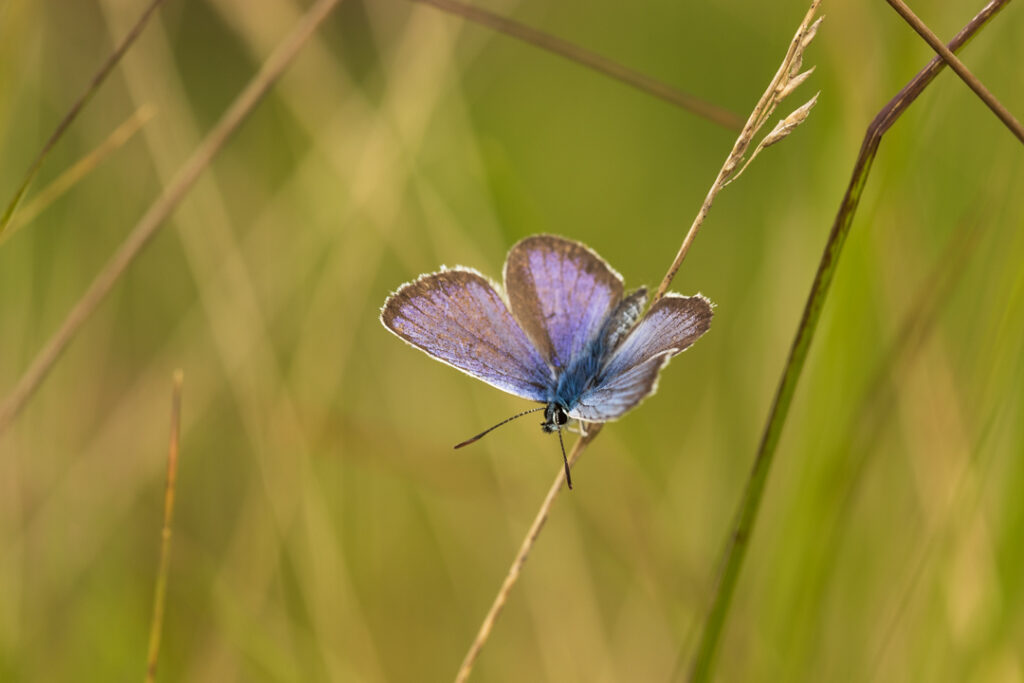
654, 0, 821, 302
886, 0, 1024, 144
453, 5, 821, 681
0, 0, 343, 438
411, 0, 743, 131
453, 426, 600, 683
145, 370, 183, 683
1, 104, 157, 246
0, 0, 169, 238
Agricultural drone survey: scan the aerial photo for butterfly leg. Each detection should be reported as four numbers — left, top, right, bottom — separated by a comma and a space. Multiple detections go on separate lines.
565, 420, 590, 437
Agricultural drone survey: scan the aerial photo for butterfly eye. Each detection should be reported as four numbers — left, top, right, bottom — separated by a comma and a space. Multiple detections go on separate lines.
541, 403, 570, 433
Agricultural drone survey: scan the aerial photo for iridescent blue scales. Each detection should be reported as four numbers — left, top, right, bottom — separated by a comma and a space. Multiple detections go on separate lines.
380, 235, 713, 435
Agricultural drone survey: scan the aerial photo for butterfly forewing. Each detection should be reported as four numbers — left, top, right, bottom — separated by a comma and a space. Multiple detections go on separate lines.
381, 269, 551, 402
504, 235, 624, 371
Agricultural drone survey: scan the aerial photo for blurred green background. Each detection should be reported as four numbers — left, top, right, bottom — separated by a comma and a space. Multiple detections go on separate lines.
1, 0, 1023, 680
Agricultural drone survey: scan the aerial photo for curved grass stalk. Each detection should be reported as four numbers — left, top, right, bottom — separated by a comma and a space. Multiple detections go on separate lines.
0, 105, 156, 246
411, 0, 744, 131
686, 1, 1013, 680
0, 0, 169, 240
0, 0, 343, 437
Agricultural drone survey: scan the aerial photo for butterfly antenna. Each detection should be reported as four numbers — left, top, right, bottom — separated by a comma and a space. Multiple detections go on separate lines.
453, 406, 545, 449
557, 427, 573, 490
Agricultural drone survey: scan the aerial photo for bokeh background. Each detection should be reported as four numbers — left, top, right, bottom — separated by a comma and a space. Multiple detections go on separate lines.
1, 0, 1022, 680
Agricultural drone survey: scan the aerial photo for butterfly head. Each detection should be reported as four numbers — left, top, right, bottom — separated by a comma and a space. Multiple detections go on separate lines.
541, 402, 569, 433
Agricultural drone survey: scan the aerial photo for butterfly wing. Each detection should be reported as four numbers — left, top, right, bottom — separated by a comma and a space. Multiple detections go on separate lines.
504, 235, 624, 371
381, 269, 552, 402
570, 293, 713, 421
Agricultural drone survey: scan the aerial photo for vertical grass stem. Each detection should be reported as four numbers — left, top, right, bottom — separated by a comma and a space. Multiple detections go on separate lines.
144, 370, 183, 683
685, 2, 1011, 680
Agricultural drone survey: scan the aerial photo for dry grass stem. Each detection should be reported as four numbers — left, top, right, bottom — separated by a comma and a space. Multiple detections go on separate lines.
886, 0, 1024, 144
454, 4, 821, 681
730, 92, 819, 184
0, 0, 342, 438
654, 0, 821, 303
145, 370, 183, 683
1, 104, 157, 246
0, 0, 169, 238
453, 427, 600, 683
411, 0, 744, 131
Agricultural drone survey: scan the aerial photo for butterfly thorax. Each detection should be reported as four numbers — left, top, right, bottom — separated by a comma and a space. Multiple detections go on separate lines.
545, 288, 648, 425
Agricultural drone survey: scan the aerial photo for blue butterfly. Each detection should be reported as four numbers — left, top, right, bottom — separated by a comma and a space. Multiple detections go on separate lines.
381, 235, 712, 488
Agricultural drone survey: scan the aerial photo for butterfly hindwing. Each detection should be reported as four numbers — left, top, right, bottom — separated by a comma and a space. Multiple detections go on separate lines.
569, 293, 713, 421
570, 355, 669, 422
381, 269, 552, 402
504, 235, 624, 372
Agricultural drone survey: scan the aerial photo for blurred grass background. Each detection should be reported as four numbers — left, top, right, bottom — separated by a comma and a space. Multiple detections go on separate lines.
1, 0, 1023, 680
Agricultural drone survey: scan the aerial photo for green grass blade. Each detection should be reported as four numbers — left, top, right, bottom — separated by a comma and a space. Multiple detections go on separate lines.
686, 1, 1012, 679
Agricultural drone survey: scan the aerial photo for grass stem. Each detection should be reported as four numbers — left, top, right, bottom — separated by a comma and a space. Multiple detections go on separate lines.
453, 427, 600, 683
0, 0, 169, 239
886, 0, 1024, 144
685, 2, 1011, 680
0, 0, 342, 438
0, 105, 156, 246
411, 0, 743, 131
654, 1, 820, 303
144, 370, 183, 683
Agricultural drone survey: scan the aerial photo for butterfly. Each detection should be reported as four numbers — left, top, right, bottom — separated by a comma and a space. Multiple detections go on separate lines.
380, 234, 713, 488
